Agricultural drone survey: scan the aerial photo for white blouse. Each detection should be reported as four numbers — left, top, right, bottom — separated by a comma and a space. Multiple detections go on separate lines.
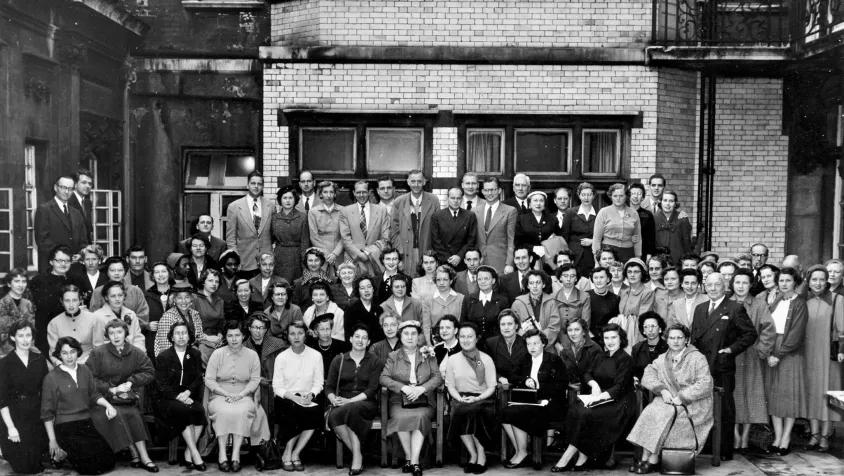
272, 346, 324, 398
771, 296, 795, 334
529, 353, 543, 389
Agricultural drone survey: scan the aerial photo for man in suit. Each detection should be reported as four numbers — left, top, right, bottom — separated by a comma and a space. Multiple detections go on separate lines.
34, 175, 90, 272
748, 243, 769, 296
691, 272, 757, 461
376, 176, 397, 216
502, 173, 531, 214
340, 180, 390, 276
473, 176, 517, 275
390, 169, 439, 277
225, 170, 274, 277
453, 248, 482, 296
177, 214, 227, 262
667, 268, 707, 329
295, 170, 317, 213
460, 172, 481, 211
430, 187, 477, 272
67, 168, 94, 242
550, 187, 571, 230
498, 246, 540, 306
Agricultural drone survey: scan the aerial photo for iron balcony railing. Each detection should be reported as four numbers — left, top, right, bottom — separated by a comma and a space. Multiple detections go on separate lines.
652, 0, 790, 46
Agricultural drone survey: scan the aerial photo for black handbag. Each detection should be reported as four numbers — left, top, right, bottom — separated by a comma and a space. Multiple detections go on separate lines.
401, 393, 429, 409
108, 390, 139, 405
659, 404, 698, 475
254, 438, 283, 471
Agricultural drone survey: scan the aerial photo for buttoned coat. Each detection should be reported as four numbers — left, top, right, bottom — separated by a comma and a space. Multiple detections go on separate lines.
690, 298, 757, 381
34, 198, 89, 271
339, 202, 389, 277
430, 207, 477, 271
463, 292, 509, 344
484, 334, 530, 383
511, 293, 562, 350
390, 191, 440, 277
472, 201, 517, 274
554, 286, 592, 330
666, 294, 709, 330
225, 195, 275, 271
308, 203, 345, 277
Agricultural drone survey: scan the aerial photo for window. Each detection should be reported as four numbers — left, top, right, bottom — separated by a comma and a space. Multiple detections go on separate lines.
24, 143, 40, 271
582, 129, 621, 175
91, 190, 121, 257
0, 188, 13, 272
299, 128, 356, 174
184, 150, 255, 189
514, 129, 572, 175
366, 128, 424, 173
466, 129, 504, 174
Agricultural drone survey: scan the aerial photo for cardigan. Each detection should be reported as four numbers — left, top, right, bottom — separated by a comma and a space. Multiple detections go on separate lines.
40, 364, 103, 425
325, 351, 382, 400
155, 346, 203, 400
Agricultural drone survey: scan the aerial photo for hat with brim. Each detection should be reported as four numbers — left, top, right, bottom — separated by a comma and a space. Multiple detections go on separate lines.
309, 313, 335, 331
397, 320, 423, 333
169, 283, 194, 295
700, 251, 719, 262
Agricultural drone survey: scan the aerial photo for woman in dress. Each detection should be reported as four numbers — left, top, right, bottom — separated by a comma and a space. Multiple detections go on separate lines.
381, 274, 431, 344
424, 264, 466, 325
193, 268, 225, 363
272, 184, 310, 283
42, 336, 117, 475
154, 321, 206, 471
752, 264, 781, 309
515, 191, 557, 268
87, 319, 157, 472
588, 267, 620, 339
630, 311, 668, 385
592, 183, 641, 263
485, 310, 530, 386
560, 183, 598, 277
326, 323, 382, 475
0, 268, 35, 358
303, 281, 346, 341
551, 323, 635, 471
332, 262, 359, 311
368, 312, 401, 364
433, 314, 461, 371
464, 266, 509, 343
380, 320, 444, 476
205, 320, 269, 472
730, 268, 776, 454
653, 191, 692, 267
412, 251, 439, 303
500, 329, 568, 469
557, 318, 602, 388
626, 324, 713, 474
511, 269, 561, 350
766, 267, 809, 455
144, 261, 172, 352
292, 248, 331, 309
345, 275, 385, 342
185, 234, 218, 289
0, 320, 48, 473
308, 180, 345, 280
272, 320, 324, 472
553, 264, 591, 331
444, 322, 497, 474
803, 265, 844, 452
153, 283, 205, 357
216, 250, 243, 306
377, 247, 409, 305
627, 183, 656, 261
242, 312, 287, 419
307, 313, 351, 379
265, 281, 304, 343
613, 258, 655, 352
92, 281, 145, 351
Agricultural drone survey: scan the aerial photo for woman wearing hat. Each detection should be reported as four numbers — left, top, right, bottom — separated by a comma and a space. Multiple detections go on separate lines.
612, 258, 655, 352
307, 312, 351, 379
464, 265, 509, 344
272, 184, 310, 283
515, 190, 558, 269
380, 320, 443, 476
560, 183, 598, 277
592, 183, 641, 264
292, 248, 331, 309
153, 283, 205, 357
166, 253, 192, 287
629, 311, 668, 386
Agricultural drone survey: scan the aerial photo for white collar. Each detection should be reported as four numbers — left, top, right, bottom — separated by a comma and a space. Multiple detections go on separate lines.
54, 196, 68, 209
578, 205, 596, 219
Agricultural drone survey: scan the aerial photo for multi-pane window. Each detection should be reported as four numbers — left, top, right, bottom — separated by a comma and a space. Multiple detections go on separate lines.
91, 190, 121, 257
184, 150, 256, 189
24, 143, 39, 271
466, 129, 504, 174
0, 189, 13, 272
514, 129, 572, 175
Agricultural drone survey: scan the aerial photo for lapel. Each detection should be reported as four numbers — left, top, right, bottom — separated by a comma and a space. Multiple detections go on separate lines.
367, 204, 383, 240
50, 200, 72, 231
238, 197, 256, 233
258, 197, 273, 235
487, 202, 507, 234
700, 299, 728, 334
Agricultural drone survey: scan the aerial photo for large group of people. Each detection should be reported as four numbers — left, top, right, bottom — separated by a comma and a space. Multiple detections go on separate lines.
0, 169, 842, 475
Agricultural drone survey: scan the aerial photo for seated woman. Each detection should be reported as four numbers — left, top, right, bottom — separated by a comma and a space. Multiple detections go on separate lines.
345, 275, 385, 343
326, 323, 382, 475
154, 321, 206, 471
626, 324, 713, 474
0, 268, 35, 358
501, 329, 568, 468
192, 268, 226, 363
424, 264, 466, 325
92, 281, 145, 351
1, 320, 48, 474
205, 320, 270, 472
511, 270, 561, 350
331, 262, 359, 311
552, 323, 635, 471
307, 313, 351, 379
303, 281, 346, 341
380, 320, 444, 476
47, 284, 102, 365
433, 314, 461, 372
42, 336, 118, 475
227, 279, 264, 325
614, 258, 656, 352
557, 318, 602, 388
484, 310, 530, 385
630, 311, 668, 385
444, 322, 497, 473
265, 281, 303, 344
87, 319, 157, 472
381, 274, 431, 344
368, 312, 401, 364
272, 320, 324, 472
242, 312, 287, 419
292, 248, 331, 309
153, 283, 205, 357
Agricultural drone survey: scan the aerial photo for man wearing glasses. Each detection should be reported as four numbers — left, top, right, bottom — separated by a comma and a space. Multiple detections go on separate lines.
34, 175, 90, 272
749, 243, 769, 296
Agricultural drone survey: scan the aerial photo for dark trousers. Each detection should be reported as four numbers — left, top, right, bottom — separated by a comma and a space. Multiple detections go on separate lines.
716, 374, 736, 459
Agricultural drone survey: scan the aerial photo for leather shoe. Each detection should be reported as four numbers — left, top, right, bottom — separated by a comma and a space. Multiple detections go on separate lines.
503, 457, 531, 469
218, 461, 232, 473
473, 463, 487, 474
571, 463, 588, 472
349, 467, 364, 476
411, 463, 423, 476
635, 462, 656, 474
402, 460, 413, 473
774, 445, 790, 456
193, 462, 207, 472
628, 460, 642, 472
230, 460, 242, 473
142, 462, 160, 473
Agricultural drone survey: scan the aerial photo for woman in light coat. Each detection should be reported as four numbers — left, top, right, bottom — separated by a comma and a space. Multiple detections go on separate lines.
511, 270, 561, 351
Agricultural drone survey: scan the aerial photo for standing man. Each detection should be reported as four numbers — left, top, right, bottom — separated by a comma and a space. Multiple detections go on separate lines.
178, 214, 227, 262
551, 187, 571, 230
473, 177, 517, 275
225, 170, 274, 278
296, 170, 317, 213
640, 174, 666, 214
340, 180, 390, 276
125, 245, 154, 290
503, 173, 531, 213
691, 272, 757, 461
391, 169, 439, 277
67, 168, 94, 241
748, 245, 769, 297
430, 187, 478, 272
460, 172, 480, 211
376, 176, 397, 216
34, 175, 89, 272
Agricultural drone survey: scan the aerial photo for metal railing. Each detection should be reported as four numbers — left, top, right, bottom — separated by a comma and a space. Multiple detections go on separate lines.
794, 0, 844, 46
652, 0, 790, 46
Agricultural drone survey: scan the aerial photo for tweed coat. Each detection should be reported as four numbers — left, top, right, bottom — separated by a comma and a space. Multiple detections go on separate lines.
390, 191, 440, 278
732, 296, 776, 424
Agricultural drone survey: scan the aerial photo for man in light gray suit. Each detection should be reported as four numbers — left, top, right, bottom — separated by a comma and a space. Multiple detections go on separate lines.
340, 180, 390, 276
473, 176, 517, 275
225, 171, 275, 276
391, 169, 439, 277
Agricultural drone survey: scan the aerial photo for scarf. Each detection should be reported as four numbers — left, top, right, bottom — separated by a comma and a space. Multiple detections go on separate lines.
570, 337, 586, 359
461, 348, 486, 387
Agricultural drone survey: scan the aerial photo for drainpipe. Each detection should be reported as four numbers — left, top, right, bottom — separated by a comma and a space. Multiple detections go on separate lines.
696, 73, 716, 252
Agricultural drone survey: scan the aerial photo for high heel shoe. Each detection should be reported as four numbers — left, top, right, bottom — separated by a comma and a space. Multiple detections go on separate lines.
805, 433, 820, 451
349, 466, 364, 475
775, 445, 790, 456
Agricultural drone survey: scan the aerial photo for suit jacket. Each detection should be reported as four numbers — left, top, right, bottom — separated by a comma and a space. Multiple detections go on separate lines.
666, 293, 708, 329
484, 334, 530, 383
67, 193, 93, 242
178, 234, 227, 262
225, 195, 275, 271
155, 346, 203, 400
503, 196, 530, 214
515, 212, 558, 250
34, 198, 89, 271
453, 270, 479, 296
690, 298, 757, 381
339, 202, 389, 277
248, 274, 287, 308
513, 352, 568, 409
390, 191, 440, 277
380, 296, 431, 344
472, 200, 517, 274
430, 207, 477, 271
69, 267, 109, 307
498, 270, 553, 306
464, 292, 509, 344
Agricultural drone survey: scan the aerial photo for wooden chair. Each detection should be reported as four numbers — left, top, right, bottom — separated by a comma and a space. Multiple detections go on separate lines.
334, 387, 389, 468
379, 387, 445, 467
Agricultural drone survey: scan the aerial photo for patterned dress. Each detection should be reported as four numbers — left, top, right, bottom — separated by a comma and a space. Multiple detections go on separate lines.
732, 296, 776, 424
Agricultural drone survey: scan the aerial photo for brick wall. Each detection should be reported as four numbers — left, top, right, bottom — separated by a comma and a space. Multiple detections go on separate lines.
710, 77, 788, 262
271, 0, 651, 48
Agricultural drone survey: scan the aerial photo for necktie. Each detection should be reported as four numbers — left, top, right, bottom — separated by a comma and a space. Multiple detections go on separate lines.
466, 200, 472, 211
520, 200, 528, 213
81, 197, 90, 218
453, 210, 458, 220
305, 197, 310, 211
252, 201, 261, 231
708, 301, 716, 316
360, 204, 367, 237
62, 203, 69, 216
484, 206, 492, 232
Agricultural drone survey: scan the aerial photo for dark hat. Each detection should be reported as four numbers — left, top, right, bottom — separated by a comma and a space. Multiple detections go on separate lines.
169, 282, 194, 295
309, 313, 335, 331
397, 320, 423, 333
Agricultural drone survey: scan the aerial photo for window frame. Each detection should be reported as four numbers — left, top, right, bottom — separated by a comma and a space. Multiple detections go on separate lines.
182, 148, 257, 191
365, 127, 425, 175
513, 127, 574, 176
0, 188, 13, 274
581, 128, 623, 177
465, 128, 506, 175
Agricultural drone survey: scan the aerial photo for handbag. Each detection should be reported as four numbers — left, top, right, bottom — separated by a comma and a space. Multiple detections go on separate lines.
323, 354, 344, 431
401, 393, 429, 409
254, 438, 284, 471
108, 390, 139, 405
660, 404, 698, 475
